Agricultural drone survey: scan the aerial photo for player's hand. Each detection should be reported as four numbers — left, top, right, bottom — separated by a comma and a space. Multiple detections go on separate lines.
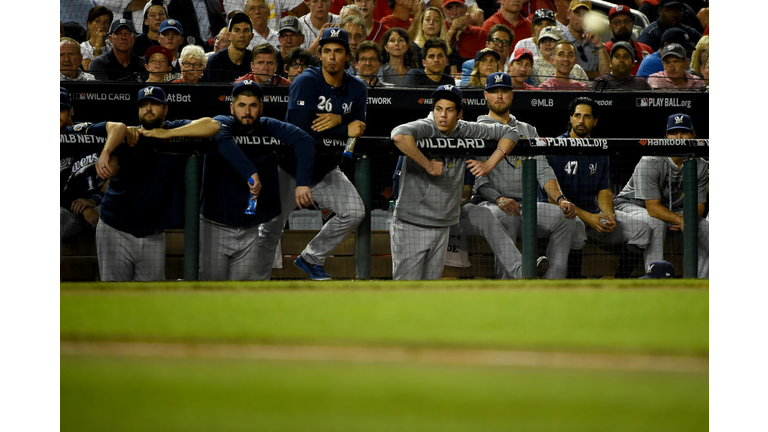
587, 213, 612, 233
97, 151, 118, 179
347, 120, 366, 138
466, 159, 492, 177
248, 173, 261, 197
496, 196, 520, 217
670, 213, 684, 232
71, 198, 96, 214
426, 159, 444, 177
139, 127, 171, 139
295, 186, 313, 209
312, 113, 342, 132
601, 213, 617, 233
559, 199, 577, 219
126, 126, 141, 146
82, 208, 99, 228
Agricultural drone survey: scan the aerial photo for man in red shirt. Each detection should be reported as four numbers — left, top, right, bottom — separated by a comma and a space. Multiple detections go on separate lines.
482, 0, 533, 48
444, 0, 488, 60
603, 5, 654, 76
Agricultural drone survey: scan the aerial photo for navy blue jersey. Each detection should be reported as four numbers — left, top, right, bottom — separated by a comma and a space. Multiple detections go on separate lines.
283, 66, 367, 183
541, 133, 610, 214
99, 120, 191, 237
202, 48, 253, 83
60, 122, 107, 209
201, 115, 315, 227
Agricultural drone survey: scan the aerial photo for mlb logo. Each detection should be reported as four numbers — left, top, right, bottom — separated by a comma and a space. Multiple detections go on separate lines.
75, 93, 87, 100
534, 138, 548, 147
636, 98, 649, 107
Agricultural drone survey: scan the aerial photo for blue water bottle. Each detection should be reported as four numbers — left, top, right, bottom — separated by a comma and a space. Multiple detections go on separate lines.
245, 178, 257, 215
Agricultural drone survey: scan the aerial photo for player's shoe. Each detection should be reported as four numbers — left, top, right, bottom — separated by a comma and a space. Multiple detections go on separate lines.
536, 256, 549, 278
294, 256, 332, 281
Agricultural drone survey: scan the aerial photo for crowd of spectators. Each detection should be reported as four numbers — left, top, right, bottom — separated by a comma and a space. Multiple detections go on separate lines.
60, 0, 709, 89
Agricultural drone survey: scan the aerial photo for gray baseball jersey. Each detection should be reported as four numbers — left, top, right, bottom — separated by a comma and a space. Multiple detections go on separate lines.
615, 156, 709, 210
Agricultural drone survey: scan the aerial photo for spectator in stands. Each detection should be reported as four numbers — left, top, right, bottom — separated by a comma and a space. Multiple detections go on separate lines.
89, 19, 146, 82
389, 84, 520, 280
531, 26, 587, 86
539, 40, 588, 89
637, 0, 701, 52
165, 0, 228, 52
638, 0, 706, 36
264, 0, 309, 32
133, 0, 167, 57
245, 0, 280, 50
157, 19, 184, 75
690, 35, 708, 77
61, 38, 96, 81
283, 47, 317, 82
299, 0, 341, 52
467, 48, 501, 88
603, 5, 654, 77
172, 45, 207, 83
592, 41, 651, 90
508, 47, 536, 89
614, 113, 709, 278
355, 40, 393, 87
647, 43, 703, 90
542, 96, 650, 279
636, 27, 693, 80
444, 0, 489, 61
562, 0, 609, 79
553, 0, 570, 30
467, 5, 485, 28
380, 0, 419, 30
460, 24, 513, 86
339, 4, 364, 21
235, 43, 292, 85
699, 51, 708, 91
276, 17, 306, 76
80, 6, 113, 71
353, 0, 390, 43
213, 26, 231, 54
512, 8, 556, 58
520, 0, 557, 18
203, 13, 255, 82
411, 6, 461, 75
378, 27, 418, 86
473, 72, 582, 279
144, 45, 174, 82
339, 14, 367, 60
93, 86, 221, 281
482, 0, 532, 48
60, 88, 125, 240
404, 38, 456, 86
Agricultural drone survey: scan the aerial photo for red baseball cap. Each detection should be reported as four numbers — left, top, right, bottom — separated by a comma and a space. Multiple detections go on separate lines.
443, 0, 465, 7
608, 5, 633, 21
512, 47, 534, 62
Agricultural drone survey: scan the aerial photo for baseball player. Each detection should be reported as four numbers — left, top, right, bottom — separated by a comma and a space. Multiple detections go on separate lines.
390, 84, 521, 280
473, 72, 585, 279
198, 80, 315, 280
614, 113, 709, 278
60, 87, 125, 240
254, 28, 367, 281
542, 96, 652, 278
94, 86, 221, 281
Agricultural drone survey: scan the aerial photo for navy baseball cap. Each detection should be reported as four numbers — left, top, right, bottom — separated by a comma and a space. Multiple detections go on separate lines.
666, 113, 694, 132
532, 9, 555, 24
136, 86, 167, 105
232, 79, 264, 100
319, 27, 350, 52
60, 87, 71, 109
474, 47, 500, 63
485, 72, 513, 91
159, 18, 183, 35
639, 260, 676, 279
229, 12, 253, 30
108, 18, 136, 35
659, 0, 683, 8
432, 84, 463, 110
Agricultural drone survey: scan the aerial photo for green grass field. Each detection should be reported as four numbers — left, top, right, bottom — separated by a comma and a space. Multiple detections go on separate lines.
61, 279, 708, 431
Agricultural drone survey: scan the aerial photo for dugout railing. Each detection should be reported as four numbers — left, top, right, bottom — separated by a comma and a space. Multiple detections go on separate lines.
60, 82, 708, 280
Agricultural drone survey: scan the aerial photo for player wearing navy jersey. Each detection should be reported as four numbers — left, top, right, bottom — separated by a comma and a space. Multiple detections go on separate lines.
542, 97, 651, 278
94, 86, 220, 281
198, 80, 315, 280
256, 28, 367, 281
472, 73, 584, 279
60, 88, 126, 240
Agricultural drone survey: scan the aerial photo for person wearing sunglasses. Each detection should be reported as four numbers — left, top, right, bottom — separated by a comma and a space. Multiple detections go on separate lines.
562, 0, 609, 79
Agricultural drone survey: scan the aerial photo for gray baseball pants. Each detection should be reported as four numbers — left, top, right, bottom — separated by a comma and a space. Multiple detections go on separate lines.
199, 216, 260, 281
390, 218, 450, 280
453, 203, 523, 279
95, 219, 165, 281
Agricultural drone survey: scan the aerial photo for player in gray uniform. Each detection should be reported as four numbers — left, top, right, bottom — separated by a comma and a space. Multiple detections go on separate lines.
390, 84, 520, 280
614, 113, 709, 278
472, 72, 585, 279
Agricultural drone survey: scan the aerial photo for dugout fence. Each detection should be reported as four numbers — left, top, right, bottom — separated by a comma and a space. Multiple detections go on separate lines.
60, 83, 708, 280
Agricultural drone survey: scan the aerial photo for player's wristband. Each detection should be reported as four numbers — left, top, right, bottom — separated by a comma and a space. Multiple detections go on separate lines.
496, 146, 507, 155
556, 195, 566, 204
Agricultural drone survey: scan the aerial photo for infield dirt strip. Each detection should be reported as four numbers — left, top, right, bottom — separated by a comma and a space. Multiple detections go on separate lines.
60, 341, 708, 374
